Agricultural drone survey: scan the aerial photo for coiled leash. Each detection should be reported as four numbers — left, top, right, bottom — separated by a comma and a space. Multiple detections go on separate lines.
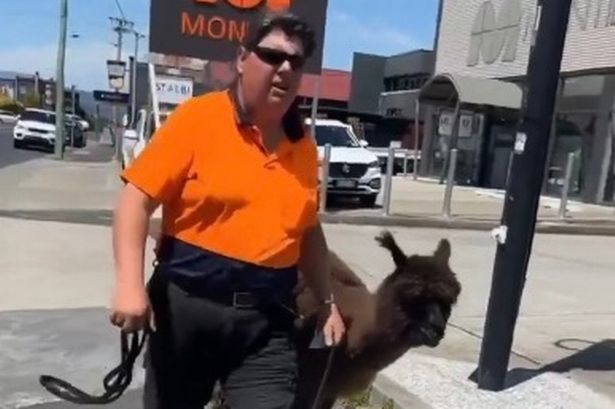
39, 330, 147, 404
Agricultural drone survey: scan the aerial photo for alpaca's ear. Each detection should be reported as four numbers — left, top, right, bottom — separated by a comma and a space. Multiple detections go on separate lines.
434, 239, 451, 265
375, 230, 407, 268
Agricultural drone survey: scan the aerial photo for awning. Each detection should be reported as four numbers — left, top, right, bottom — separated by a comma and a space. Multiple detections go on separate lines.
418, 73, 522, 110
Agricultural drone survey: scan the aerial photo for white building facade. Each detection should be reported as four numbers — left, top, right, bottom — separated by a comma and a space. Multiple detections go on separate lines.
425, 0, 615, 203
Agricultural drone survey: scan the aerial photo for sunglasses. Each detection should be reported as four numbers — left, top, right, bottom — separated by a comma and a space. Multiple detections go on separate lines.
252, 46, 306, 71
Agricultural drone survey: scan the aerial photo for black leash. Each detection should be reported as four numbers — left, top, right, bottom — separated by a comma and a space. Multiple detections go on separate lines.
310, 344, 337, 409
39, 330, 147, 404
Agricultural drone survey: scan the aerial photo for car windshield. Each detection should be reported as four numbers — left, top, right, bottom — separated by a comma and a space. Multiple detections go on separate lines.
314, 125, 359, 147
21, 111, 56, 124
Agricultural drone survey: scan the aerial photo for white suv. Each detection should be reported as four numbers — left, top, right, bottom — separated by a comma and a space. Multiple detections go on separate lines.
13, 108, 69, 151
307, 118, 382, 206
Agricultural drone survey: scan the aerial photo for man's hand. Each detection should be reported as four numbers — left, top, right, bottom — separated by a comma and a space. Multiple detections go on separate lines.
109, 283, 154, 333
323, 303, 345, 346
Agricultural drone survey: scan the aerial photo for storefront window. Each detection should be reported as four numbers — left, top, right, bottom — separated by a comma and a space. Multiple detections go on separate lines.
546, 114, 595, 198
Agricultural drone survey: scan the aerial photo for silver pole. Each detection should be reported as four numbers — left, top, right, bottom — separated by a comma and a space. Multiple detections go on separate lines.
442, 148, 458, 218
70, 84, 75, 147
131, 39, 138, 126
319, 143, 331, 213
402, 150, 408, 176
413, 100, 421, 180
148, 63, 161, 130
54, 0, 68, 160
383, 146, 395, 216
558, 152, 575, 219
309, 76, 321, 137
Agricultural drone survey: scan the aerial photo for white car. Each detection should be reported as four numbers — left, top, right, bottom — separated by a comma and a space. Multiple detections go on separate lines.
13, 108, 69, 151
0, 109, 18, 124
67, 113, 89, 131
306, 118, 382, 206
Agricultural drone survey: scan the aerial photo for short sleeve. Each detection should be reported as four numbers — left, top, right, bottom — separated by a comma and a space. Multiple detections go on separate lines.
120, 99, 197, 204
301, 135, 320, 227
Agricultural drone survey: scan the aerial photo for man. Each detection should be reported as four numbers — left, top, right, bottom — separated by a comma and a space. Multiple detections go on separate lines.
110, 11, 345, 409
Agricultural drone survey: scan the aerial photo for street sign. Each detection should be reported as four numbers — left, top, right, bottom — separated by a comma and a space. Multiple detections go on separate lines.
107, 60, 127, 90
93, 90, 130, 104
155, 75, 194, 105
149, 0, 329, 74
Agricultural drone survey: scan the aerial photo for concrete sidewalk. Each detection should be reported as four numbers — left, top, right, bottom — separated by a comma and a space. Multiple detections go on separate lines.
1, 219, 614, 409
1, 141, 614, 408
324, 177, 615, 236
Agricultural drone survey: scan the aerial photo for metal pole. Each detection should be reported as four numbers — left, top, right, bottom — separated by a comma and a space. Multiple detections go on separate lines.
309, 76, 321, 137
441, 148, 458, 218
402, 150, 408, 177
413, 100, 421, 180
148, 63, 161, 130
558, 152, 575, 219
95, 103, 100, 142
319, 143, 331, 213
70, 84, 75, 147
54, 0, 68, 160
383, 146, 395, 216
131, 32, 143, 127
439, 103, 461, 184
476, 0, 572, 391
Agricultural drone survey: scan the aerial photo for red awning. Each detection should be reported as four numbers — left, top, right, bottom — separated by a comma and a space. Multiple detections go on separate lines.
298, 69, 351, 102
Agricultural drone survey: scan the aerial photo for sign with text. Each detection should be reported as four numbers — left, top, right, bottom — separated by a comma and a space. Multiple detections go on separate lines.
149, 0, 329, 74
437, 0, 615, 77
93, 90, 130, 104
156, 75, 194, 105
107, 60, 126, 90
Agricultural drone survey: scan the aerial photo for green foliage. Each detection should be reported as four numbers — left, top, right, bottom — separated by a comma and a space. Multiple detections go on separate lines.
23, 92, 42, 108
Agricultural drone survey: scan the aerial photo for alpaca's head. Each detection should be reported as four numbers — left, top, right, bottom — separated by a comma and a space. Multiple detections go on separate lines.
375, 230, 461, 349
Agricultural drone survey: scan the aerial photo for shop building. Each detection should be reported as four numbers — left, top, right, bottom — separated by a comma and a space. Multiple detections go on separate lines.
420, 0, 615, 204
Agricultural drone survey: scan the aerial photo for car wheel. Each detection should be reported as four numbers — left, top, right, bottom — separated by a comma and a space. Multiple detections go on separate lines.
359, 194, 378, 207
13, 140, 22, 149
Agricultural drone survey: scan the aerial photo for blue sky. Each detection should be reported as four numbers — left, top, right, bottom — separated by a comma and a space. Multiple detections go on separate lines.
1, 0, 440, 91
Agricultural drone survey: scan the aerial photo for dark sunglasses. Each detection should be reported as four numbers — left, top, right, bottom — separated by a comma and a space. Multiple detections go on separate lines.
252, 46, 306, 71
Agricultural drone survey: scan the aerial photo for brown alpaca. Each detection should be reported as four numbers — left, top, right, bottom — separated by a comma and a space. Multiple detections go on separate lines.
292, 230, 462, 409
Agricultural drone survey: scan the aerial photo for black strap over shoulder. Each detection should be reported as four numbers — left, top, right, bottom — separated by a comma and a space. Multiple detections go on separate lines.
39, 331, 147, 405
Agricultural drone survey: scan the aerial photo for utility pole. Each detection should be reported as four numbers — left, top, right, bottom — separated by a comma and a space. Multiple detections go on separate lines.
131, 31, 145, 127
109, 16, 133, 155
109, 17, 134, 61
476, 0, 573, 391
54, 0, 68, 160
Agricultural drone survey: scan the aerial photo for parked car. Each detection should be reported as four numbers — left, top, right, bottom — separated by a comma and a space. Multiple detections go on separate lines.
67, 113, 89, 131
65, 115, 86, 148
12, 108, 70, 151
0, 109, 18, 124
306, 118, 382, 207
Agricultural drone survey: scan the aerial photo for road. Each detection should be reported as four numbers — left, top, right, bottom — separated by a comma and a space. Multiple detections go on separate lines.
0, 125, 51, 169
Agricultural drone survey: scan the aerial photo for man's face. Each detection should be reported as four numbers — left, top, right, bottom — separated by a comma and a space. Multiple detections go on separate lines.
237, 28, 306, 116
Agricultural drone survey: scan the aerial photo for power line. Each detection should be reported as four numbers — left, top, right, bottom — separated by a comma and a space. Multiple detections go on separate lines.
114, 0, 126, 21
109, 16, 134, 60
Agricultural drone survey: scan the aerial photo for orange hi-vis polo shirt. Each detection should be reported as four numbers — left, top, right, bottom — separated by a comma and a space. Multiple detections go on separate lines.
121, 89, 319, 269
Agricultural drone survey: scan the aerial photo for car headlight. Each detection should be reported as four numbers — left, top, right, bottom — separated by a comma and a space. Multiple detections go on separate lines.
15, 124, 26, 131
368, 160, 380, 169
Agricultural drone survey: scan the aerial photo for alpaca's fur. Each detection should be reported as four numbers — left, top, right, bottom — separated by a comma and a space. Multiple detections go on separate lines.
292, 230, 462, 409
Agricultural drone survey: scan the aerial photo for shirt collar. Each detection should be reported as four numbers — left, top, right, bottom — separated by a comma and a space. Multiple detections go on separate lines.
227, 82, 251, 127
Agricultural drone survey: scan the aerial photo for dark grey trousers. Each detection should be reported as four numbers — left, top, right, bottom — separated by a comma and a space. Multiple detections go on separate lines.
143, 268, 299, 409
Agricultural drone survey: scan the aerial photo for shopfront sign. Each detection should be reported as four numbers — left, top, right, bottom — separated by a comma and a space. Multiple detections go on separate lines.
436, 0, 615, 77
149, 0, 329, 73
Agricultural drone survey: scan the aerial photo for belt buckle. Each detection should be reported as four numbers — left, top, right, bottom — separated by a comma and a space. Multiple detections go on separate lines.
232, 292, 256, 309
